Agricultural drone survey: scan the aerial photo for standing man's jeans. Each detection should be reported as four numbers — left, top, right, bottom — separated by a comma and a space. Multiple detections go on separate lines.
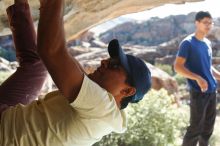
182, 89, 216, 146
0, 3, 47, 117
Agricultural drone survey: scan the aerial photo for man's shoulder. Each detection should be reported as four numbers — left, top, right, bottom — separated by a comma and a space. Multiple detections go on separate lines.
203, 38, 212, 46
81, 75, 108, 97
182, 34, 194, 43
179, 36, 192, 49
71, 75, 115, 109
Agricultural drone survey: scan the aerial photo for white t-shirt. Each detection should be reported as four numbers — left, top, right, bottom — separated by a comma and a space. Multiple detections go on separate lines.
0, 75, 127, 146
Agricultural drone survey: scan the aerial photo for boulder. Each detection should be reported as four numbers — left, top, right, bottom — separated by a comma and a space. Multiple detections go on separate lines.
147, 63, 178, 93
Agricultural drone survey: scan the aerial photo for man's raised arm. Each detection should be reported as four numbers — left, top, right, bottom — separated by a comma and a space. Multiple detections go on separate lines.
37, 0, 84, 102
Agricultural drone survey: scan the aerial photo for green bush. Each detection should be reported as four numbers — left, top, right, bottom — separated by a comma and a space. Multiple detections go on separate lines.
94, 89, 189, 146
155, 63, 174, 76
174, 74, 187, 85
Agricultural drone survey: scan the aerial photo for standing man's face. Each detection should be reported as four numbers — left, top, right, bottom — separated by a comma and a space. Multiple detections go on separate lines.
195, 17, 213, 35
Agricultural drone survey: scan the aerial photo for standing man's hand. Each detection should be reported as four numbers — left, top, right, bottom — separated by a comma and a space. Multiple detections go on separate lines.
196, 76, 208, 92
174, 57, 208, 92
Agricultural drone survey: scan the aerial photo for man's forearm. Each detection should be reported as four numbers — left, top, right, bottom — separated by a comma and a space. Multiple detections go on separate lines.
37, 0, 65, 56
37, 0, 84, 99
174, 65, 200, 81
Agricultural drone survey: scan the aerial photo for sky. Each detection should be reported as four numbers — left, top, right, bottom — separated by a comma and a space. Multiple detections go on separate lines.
122, 0, 219, 21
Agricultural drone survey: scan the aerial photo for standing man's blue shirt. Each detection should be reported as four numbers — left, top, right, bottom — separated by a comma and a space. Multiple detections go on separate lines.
177, 34, 217, 92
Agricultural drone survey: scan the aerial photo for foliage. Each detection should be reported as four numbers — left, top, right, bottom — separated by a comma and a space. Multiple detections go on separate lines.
155, 63, 174, 76
217, 103, 220, 112
94, 89, 189, 146
173, 74, 187, 85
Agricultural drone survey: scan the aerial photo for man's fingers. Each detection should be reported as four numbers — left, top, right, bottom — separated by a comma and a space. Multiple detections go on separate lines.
200, 82, 208, 92
201, 85, 208, 92
201, 88, 207, 92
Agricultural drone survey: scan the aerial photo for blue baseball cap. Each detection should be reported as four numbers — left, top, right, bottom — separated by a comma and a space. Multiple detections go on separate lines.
108, 39, 151, 103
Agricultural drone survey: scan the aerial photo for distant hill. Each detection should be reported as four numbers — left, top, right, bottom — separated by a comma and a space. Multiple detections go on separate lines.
98, 12, 220, 46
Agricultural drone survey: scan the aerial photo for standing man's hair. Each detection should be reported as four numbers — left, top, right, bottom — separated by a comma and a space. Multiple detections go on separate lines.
195, 11, 212, 21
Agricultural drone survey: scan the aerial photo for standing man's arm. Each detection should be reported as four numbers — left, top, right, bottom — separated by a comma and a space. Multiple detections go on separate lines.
174, 56, 208, 92
37, 0, 83, 103
212, 66, 220, 81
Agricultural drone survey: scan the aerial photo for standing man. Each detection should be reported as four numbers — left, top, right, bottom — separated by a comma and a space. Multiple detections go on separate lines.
174, 11, 220, 146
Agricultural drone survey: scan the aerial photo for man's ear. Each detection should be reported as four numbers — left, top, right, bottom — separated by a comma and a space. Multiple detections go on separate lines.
121, 87, 136, 97
195, 21, 199, 27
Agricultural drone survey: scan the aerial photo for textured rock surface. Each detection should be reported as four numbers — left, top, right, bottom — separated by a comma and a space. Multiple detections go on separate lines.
0, 0, 202, 39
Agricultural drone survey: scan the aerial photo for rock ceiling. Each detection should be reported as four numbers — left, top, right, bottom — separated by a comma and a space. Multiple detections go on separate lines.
0, 0, 202, 40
